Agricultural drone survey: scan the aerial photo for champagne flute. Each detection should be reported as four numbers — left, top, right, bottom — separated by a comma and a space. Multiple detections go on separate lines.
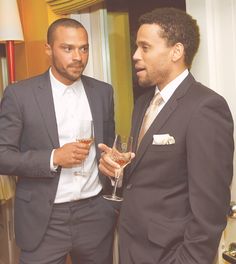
74, 120, 94, 176
103, 134, 133, 202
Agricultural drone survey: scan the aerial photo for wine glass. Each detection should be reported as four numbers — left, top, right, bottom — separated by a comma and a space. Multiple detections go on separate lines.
103, 134, 133, 202
74, 120, 94, 176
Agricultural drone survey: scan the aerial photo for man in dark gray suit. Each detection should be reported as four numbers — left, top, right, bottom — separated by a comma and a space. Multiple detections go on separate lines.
0, 18, 118, 264
99, 8, 234, 264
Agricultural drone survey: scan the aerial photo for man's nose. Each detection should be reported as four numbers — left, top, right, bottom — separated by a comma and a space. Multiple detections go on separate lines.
72, 49, 82, 60
133, 48, 140, 61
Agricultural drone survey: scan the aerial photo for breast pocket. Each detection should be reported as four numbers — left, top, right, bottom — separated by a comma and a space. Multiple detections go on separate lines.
149, 144, 177, 152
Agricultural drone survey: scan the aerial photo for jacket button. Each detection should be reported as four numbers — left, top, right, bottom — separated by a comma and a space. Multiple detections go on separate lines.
126, 184, 132, 190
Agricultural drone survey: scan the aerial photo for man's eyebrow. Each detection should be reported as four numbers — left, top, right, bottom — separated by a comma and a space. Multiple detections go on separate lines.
136, 41, 151, 46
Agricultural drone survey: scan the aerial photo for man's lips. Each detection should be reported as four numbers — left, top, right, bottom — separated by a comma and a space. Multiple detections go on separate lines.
68, 65, 84, 73
69, 63, 84, 69
135, 64, 145, 71
135, 67, 146, 75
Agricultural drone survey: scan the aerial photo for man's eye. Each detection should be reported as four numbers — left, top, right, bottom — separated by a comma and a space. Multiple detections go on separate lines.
80, 46, 89, 53
63, 47, 72, 52
142, 46, 149, 52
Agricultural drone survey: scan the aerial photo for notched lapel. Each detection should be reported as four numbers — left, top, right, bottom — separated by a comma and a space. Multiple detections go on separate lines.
33, 73, 59, 148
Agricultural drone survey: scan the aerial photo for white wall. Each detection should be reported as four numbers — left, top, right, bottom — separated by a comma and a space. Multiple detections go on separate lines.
186, 0, 236, 136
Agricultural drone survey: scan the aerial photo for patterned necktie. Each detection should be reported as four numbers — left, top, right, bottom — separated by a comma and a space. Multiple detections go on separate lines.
137, 92, 163, 147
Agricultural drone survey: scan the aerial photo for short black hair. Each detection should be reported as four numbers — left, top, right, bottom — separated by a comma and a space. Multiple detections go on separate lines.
139, 7, 200, 68
47, 18, 85, 45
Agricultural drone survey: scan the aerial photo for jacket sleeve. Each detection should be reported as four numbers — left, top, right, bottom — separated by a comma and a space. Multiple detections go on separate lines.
0, 86, 55, 178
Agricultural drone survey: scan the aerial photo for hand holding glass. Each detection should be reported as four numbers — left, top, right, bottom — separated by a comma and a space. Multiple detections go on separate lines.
103, 134, 133, 202
74, 120, 94, 176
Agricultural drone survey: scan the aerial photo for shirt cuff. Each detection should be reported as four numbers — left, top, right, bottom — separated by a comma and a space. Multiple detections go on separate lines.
50, 149, 58, 172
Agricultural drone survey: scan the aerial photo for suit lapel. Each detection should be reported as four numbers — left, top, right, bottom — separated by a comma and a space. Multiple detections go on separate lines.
128, 73, 195, 178
81, 76, 103, 158
33, 72, 60, 148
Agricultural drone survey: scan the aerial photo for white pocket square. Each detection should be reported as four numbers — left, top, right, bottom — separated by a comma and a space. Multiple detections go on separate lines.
152, 134, 175, 145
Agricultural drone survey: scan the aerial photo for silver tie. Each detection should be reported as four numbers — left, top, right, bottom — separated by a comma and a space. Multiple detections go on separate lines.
137, 92, 163, 147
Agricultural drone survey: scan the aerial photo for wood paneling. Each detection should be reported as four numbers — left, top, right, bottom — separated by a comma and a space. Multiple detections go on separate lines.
16, 0, 51, 80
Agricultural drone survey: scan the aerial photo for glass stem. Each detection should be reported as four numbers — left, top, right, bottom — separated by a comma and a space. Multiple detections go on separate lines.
112, 169, 121, 198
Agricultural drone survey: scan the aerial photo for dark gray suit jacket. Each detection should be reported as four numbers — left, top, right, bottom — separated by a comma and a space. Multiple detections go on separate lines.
0, 71, 115, 251
119, 73, 234, 264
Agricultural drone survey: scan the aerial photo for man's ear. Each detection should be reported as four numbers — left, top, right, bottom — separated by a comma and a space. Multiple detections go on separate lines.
172, 42, 184, 62
45, 43, 52, 57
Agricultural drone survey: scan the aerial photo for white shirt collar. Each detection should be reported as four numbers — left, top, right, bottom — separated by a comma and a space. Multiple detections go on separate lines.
49, 68, 82, 96
156, 69, 189, 103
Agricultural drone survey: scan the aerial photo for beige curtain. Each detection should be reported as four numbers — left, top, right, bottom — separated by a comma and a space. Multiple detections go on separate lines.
0, 176, 16, 202
45, 0, 104, 15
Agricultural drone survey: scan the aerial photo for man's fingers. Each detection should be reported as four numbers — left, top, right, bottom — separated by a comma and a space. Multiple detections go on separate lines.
98, 162, 116, 177
98, 143, 111, 153
98, 144, 120, 177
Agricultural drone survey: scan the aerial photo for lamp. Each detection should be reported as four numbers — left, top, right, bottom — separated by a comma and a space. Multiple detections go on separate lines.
0, 0, 24, 84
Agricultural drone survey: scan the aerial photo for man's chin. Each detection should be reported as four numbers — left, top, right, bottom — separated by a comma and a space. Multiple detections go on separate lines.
68, 72, 83, 81
72, 75, 81, 81
138, 80, 152, 88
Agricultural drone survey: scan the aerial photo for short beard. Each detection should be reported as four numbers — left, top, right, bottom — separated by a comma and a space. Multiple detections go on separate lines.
55, 64, 84, 82
138, 78, 155, 88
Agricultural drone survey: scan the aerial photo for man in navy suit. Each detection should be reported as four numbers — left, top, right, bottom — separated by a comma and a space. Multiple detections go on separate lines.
99, 8, 234, 264
0, 18, 117, 264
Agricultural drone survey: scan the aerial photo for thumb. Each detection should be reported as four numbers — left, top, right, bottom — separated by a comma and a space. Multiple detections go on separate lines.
98, 143, 111, 153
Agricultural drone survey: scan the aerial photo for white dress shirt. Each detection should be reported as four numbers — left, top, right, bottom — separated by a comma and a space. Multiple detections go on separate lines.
49, 69, 102, 203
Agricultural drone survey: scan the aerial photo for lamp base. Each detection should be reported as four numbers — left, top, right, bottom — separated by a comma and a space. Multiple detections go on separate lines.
6, 40, 15, 84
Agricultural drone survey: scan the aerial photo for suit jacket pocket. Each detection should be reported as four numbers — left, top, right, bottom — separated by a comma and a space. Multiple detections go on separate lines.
15, 188, 32, 202
148, 215, 191, 250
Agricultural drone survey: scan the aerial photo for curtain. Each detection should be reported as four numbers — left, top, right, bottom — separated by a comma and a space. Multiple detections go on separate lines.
45, 0, 104, 15
0, 176, 16, 202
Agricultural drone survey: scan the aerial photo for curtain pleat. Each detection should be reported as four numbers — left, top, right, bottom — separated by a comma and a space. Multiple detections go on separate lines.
45, 0, 104, 14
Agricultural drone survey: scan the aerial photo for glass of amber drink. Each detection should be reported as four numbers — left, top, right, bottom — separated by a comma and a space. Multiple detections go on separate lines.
74, 120, 94, 176
103, 134, 133, 201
